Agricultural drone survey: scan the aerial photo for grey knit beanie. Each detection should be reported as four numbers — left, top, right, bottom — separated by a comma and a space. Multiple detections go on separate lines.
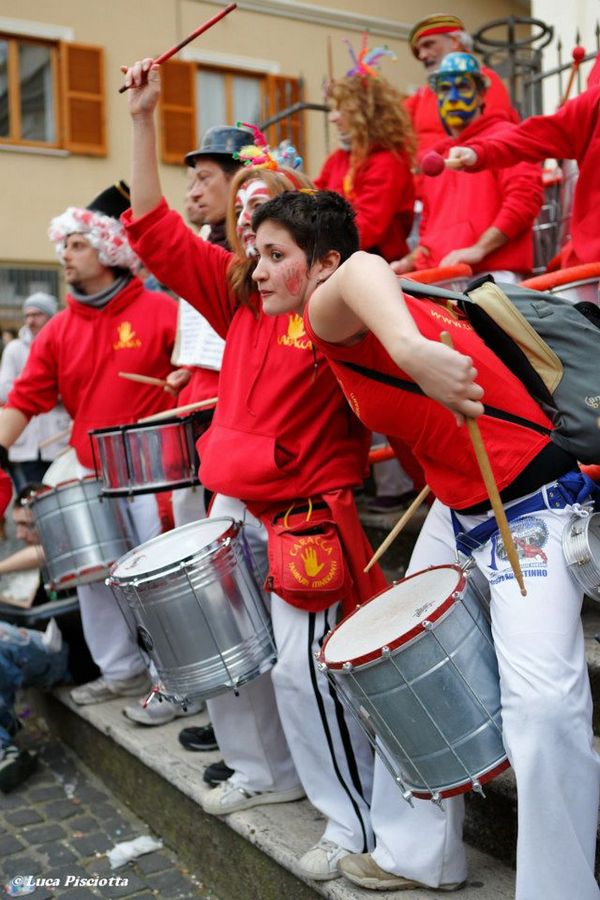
23, 292, 58, 318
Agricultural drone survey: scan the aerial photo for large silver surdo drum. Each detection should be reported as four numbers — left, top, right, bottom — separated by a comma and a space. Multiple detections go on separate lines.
107, 518, 276, 704
562, 511, 600, 599
89, 409, 213, 497
28, 477, 135, 590
320, 565, 508, 801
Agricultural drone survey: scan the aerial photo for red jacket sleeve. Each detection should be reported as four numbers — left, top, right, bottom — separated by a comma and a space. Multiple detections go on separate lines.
123, 199, 235, 340
468, 89, 600, 170
314, 155, 335, 191
352, 153, 414, 251
491, 160, 544, 239
6, 323, 61, 419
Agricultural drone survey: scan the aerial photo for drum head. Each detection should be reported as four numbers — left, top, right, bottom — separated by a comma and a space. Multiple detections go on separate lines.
42, 447, 78, 487
324, 566, 463, 667
111, 517, 236, 579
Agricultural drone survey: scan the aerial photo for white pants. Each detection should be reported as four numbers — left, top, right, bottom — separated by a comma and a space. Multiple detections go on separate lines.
207, 494, 374, 852
77, 491, 161, 681
172, 485, 207, 527
372, 497, 600, 899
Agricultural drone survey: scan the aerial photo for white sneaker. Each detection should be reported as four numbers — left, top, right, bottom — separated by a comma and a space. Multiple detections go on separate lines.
123, 696, 205, 726
298, 839, 350, 881
70, 671, 152, 706
202, 778, 305, 815
42, 618, 62, 653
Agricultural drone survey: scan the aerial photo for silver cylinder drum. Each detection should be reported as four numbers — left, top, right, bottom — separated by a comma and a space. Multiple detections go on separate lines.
562, 512, 600, 598
320, 565, 508, 801
107, 518, 276, 703
89, 409, 213, 496
29, 477, 135, 590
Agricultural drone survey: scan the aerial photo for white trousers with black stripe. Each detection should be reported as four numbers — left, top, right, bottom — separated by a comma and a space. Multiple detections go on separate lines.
206, 494, 374, 852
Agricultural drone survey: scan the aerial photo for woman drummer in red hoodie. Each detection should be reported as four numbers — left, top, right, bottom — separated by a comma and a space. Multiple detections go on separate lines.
121, 57, 479, 882
248, 189, 598, 898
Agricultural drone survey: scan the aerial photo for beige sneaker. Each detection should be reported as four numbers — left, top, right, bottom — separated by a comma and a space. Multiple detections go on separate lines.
123, 696, 205, 726
202, 779, 305, 815
339, 854, 466, 892
70, 671, 152, 706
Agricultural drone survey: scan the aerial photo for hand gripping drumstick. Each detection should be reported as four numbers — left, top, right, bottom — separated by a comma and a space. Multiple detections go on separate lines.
440, 331, 527, 596
137, 397, 218, 423
421, 151, 466, 177
364, 485, 431, 573
119, 371, 168, 388
118, 3, 237, 93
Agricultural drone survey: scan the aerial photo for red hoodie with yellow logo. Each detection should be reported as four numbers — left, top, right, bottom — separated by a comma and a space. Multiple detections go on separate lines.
6, 277, 178, 469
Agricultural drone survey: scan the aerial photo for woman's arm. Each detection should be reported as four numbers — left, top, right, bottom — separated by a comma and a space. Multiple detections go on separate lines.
307, 251, 484, 420
121, 58, 163, 219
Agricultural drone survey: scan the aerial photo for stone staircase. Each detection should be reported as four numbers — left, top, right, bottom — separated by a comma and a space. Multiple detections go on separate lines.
33, 499, 600, 898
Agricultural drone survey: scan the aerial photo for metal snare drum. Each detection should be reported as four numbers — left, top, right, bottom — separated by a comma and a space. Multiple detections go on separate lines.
562, 512, 600, 598
89, 410, 213, 496
107, 517, 277, 704
29, 477, 135, 590
320, 565, 508, 801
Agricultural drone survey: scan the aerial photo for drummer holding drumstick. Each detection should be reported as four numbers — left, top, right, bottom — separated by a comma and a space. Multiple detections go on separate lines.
241, 190, 598, 897
0, 182, 188, 708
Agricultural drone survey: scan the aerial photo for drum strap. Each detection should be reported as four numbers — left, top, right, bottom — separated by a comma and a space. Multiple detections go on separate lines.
450, 470, 598, 556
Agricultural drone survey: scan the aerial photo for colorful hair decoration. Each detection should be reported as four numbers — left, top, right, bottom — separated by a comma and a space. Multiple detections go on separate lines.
344, 32, 396, 78
233, 122, 305, 190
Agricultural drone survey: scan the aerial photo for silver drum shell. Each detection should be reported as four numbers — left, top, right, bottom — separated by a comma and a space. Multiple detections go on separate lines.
562, 512, 600, 598
107, 518, 276, 702
89, 410, 213, 497
322, 568, 507, 799
29, 477, 135, 590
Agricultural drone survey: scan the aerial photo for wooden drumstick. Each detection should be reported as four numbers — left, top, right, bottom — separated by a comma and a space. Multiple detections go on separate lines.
440, 331, 527, 596
364, 485, 431, 573
119, 371, 168, 388
559, 46, 586, 108
137, 397, 218, 423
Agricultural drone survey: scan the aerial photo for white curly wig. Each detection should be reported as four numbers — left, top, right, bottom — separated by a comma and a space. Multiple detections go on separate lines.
48, 207, 140, 273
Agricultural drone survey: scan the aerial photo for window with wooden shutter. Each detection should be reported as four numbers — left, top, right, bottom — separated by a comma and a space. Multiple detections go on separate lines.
159, 60, 196, 165
60, 41, 106, 156
264, 74, 304, 158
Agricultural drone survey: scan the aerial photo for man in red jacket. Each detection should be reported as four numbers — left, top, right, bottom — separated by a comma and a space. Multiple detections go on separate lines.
0, 183, 181, 706
393, 53, 542, 280
405, 13, 518, 160
448, 86, 600, 268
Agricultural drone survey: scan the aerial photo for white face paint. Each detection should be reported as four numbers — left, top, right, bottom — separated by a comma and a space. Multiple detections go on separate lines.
235, 179, 270, 257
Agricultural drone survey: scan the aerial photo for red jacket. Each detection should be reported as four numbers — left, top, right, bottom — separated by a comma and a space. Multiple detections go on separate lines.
124, 201, 386, 613
464, 87, 600, 267
6, 278, 178, 469
405, 66, 519, 158
304, 294, 552, 511
314, 148, 415, 261
416, 111, 542, 274
123, 200, 371, 503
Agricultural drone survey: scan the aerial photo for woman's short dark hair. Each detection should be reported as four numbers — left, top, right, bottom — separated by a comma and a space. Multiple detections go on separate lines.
252, 190, 359, 266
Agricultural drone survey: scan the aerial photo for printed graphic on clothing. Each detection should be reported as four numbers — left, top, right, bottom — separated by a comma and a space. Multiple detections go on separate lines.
288, 533, 340, 589
113, 322, 142, 350
277, 314, 312, 350
483, 515, 549, 584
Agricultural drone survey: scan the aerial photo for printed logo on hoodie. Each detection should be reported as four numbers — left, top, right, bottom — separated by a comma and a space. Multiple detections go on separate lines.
113, 322, 142, 350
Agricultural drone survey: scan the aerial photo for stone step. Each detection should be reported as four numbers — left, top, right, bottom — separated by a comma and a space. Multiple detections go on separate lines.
38, 689, 517, 900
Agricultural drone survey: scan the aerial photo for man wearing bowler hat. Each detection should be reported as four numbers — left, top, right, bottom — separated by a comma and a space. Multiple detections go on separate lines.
0, 181, 181, 706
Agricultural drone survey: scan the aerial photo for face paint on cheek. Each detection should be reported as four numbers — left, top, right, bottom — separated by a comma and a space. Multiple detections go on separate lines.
283, 263, 307, 297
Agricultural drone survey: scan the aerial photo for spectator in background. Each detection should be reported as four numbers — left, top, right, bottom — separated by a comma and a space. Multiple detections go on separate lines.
393, 53, 542, 282
405, 13, 518, 162
0, 293, 71, 491
1, 328, 18, 351
315, 39, 415, 263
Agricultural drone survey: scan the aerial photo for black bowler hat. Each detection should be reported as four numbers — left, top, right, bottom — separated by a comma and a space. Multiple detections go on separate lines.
86, 180, 131, 219
184, 126, 253, 167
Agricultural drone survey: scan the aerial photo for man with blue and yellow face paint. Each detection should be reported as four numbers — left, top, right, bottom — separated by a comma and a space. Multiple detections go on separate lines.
432, 53, 486, 133
392, 52, 543, 282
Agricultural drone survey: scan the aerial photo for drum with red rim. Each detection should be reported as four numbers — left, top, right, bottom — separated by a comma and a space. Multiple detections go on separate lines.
320, 565, 508, 801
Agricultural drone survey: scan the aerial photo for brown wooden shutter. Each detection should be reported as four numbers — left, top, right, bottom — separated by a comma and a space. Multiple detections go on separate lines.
60, 42, 106, 156
159, 60, 196, 165
264, 75, 304, 159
